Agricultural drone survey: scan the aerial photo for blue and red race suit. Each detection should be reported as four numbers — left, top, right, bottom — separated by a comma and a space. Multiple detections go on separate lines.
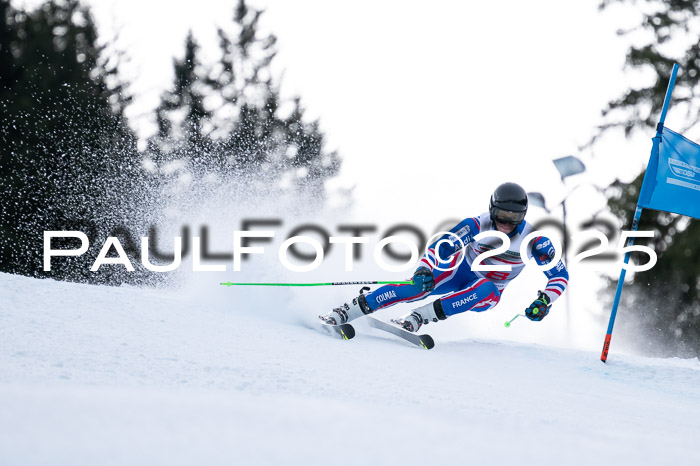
364, 212, 569, 317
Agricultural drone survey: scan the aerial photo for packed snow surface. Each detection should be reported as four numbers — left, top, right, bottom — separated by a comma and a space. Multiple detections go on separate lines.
1, 272, 700, 466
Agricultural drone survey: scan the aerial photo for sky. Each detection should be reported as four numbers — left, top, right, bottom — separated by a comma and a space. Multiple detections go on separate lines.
80, 0, 653, 222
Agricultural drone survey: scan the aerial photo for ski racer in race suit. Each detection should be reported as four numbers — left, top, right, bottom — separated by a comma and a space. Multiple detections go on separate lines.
320, 182, 569, 332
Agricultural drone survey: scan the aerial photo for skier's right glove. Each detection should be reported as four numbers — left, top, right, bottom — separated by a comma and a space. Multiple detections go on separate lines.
525, 291, 551, 321
412, 267, 435, 293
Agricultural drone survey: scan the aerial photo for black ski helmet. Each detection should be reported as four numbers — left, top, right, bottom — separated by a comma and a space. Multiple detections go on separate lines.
489, 182, 528, 225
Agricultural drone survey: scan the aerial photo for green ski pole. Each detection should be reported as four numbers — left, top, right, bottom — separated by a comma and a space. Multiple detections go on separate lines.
504, 309, 538, 328
220, 280, 413, 287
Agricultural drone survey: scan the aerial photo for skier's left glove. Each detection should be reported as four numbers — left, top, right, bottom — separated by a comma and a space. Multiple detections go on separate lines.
412, 267, 435, 293
525, 291, 551, 321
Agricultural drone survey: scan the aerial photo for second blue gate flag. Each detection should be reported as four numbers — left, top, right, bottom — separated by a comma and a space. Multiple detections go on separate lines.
638, 126, 700, 220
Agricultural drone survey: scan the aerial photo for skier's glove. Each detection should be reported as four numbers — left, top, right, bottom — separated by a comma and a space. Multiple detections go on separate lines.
412, 267, 435, 293
525, 291, 551, 321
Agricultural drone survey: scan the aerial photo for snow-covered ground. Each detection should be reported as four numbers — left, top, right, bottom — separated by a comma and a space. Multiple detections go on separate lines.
2, 271, 700, 466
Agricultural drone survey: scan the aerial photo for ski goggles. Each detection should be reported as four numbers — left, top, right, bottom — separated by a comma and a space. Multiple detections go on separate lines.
491, 207, 526, 225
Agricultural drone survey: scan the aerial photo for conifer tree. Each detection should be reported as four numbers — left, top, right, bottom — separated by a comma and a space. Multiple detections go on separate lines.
152, 31, 213, 173
150, 0, 340, 199
0, 0, 142, 283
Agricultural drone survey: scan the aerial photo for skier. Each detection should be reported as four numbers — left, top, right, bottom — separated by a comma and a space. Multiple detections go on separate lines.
320, 182, 569, 332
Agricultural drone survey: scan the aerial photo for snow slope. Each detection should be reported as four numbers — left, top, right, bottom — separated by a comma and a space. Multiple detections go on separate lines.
1, 272, 700, 466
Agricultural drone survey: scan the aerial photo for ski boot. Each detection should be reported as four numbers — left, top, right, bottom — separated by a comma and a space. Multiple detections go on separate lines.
319, 290, 372, 325
392, 299, 446, 332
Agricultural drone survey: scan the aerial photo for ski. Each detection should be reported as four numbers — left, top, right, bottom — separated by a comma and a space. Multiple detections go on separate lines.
366, 316, 435, 350
317, 322, 356, 340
